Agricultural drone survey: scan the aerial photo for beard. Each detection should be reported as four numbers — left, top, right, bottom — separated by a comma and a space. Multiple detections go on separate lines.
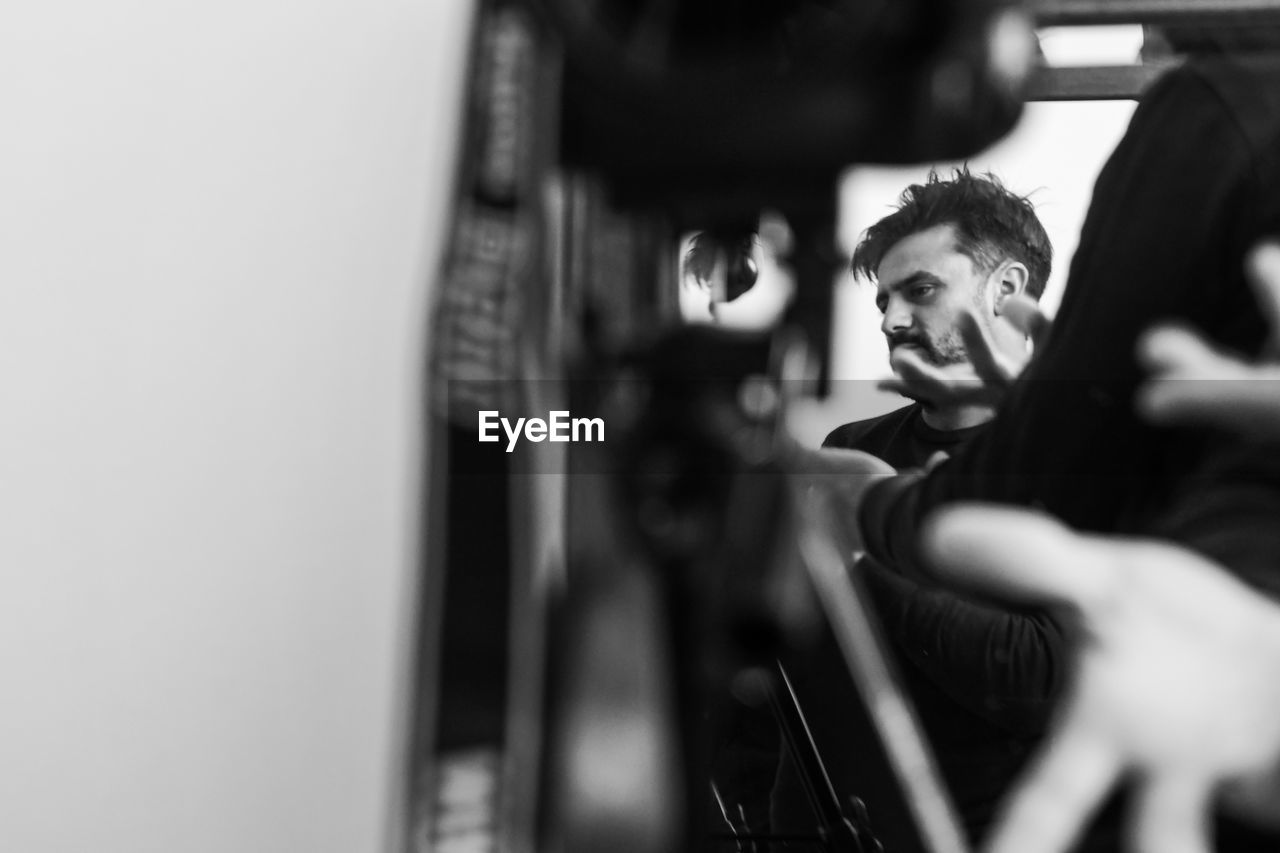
887, 328, 968, 366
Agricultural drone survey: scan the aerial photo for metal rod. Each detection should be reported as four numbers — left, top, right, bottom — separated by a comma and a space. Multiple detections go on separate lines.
798, 492, 970, 853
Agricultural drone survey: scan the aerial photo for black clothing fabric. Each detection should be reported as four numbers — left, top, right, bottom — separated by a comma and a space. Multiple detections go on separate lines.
772, 403, 1065, 851
859, 57, 1280, 850
823, 402, 983, 469
825, 406, 1065, 738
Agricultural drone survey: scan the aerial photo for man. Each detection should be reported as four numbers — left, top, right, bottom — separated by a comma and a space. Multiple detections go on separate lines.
836, 45, 1280, 853
831, 168, 1052, 449
773, 171, 1066, 851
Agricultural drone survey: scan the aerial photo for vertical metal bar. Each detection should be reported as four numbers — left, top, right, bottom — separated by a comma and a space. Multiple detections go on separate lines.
798, 493, 971, 853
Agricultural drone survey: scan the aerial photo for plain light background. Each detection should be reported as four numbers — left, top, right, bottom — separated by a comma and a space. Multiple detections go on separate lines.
0, 1, 473, 851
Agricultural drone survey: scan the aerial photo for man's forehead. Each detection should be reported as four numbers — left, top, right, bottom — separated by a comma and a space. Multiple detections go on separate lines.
875, 223, 974, 289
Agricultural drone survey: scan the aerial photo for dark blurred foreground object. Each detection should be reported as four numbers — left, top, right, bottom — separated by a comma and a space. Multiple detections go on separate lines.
525, 3, 1037, 853
540, 0, 1037, 391
545, 0, 1036, 219
421, 4, 1280, 853
422, 2, 1040, 853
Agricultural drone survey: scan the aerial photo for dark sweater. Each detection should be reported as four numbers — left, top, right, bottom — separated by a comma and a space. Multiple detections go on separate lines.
773, 404, 1064, 851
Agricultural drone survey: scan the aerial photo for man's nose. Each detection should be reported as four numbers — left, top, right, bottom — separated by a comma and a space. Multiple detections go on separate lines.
880, 300, 912, 337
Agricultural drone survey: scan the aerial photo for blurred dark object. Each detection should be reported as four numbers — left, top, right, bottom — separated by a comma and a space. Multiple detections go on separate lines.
609, 325, 801, 678
537, 324, 820, 853
541, 0, 1035, 222
525, 3, 1039, 853
531, 0, 1037, 391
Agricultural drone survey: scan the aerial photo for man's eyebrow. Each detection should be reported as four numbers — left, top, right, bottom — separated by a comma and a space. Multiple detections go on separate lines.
891, 271, 944, 290
875, 271, 943, 309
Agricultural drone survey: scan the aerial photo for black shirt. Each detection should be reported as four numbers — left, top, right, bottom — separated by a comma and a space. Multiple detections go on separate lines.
823, 402, 983, 470
773, 403, 1065, 851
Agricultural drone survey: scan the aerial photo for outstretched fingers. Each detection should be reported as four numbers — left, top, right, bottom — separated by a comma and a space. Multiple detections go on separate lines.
880, 347, 952, 392
879, 347, 999, 407
985, 710, 1123, 853
1129, 773, 1213, 853
1136, 324, 1241, 379
958, 310, 1020, 388
1002, 294, 1052, 348
1136, 325, 1280, 432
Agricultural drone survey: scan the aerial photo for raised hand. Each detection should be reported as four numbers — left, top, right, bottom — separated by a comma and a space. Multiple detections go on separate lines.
878, 294, 1050, 408
922, 505, 1280, 853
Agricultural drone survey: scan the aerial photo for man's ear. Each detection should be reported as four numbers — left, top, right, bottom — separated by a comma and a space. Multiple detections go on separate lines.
993, 261, 1029, 313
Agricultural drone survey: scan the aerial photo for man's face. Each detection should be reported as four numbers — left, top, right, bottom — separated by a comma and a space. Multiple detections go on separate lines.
874, 223, 992, 366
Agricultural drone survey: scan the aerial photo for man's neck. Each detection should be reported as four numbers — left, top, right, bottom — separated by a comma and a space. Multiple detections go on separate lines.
919, 402, 994, 431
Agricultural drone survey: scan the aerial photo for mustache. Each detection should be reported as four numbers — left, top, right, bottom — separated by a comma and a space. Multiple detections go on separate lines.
887, 331, 959, 367
886, 331, 931, 352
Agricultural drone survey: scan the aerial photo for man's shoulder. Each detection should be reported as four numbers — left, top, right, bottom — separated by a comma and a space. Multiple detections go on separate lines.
822, 403, 920, 450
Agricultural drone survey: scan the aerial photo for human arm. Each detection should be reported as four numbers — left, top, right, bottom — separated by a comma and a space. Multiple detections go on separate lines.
860, 559, 1066, 737
923, 504, 1280, 853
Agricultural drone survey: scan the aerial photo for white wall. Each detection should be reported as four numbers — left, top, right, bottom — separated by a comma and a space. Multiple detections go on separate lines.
0, 2, 472, 851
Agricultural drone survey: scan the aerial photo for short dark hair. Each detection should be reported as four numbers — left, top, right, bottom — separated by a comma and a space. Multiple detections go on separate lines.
849, 169, 1052, 299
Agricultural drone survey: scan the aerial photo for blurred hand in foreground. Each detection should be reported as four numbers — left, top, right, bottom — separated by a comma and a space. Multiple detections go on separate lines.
880, 294, 1050, 409
923, 505, 1280, 853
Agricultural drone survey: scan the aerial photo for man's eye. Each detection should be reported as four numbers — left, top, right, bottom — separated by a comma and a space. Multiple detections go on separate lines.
909, 285, 935, 300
